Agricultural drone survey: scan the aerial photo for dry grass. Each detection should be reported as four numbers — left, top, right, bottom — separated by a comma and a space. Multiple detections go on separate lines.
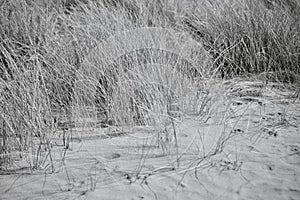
183, 0, 300, 82
0, 0, 299, 183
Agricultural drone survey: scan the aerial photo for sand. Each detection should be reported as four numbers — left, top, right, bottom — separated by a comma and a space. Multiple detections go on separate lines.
1, 80, 299, 200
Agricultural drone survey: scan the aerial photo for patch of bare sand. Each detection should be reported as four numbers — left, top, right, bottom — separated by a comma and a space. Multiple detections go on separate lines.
1, 80, 299, 200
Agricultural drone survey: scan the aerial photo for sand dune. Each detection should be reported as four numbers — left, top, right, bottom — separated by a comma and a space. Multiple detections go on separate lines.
1, 80, 299, 200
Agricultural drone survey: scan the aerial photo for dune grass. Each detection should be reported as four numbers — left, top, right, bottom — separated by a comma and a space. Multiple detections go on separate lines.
183, 0, 299, 82
0, 0, 299, 173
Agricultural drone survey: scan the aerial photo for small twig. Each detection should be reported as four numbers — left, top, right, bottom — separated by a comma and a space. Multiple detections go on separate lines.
170, 118, 179, 168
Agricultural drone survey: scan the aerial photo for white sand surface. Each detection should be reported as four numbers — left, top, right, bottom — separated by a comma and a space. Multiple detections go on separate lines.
1, 80, 299, 200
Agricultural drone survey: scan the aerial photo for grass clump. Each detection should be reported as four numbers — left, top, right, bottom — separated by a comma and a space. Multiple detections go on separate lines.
0, 0, 299, 173
182, 0, 300, 82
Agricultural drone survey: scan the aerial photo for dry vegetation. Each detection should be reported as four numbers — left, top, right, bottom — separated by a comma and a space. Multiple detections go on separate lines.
0, 0, 299, 198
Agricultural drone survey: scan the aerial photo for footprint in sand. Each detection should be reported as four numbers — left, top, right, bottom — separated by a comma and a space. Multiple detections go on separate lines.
105, 152, 121, 159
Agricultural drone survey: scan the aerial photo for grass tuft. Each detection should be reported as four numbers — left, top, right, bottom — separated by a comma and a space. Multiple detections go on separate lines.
0, 0, 299, 173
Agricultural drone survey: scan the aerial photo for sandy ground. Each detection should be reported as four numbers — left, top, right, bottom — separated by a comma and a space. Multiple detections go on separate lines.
1, 80, 300, 200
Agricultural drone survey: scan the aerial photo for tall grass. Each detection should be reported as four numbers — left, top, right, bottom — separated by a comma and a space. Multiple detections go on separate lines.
0, 0, 81, 169
182, 0, 300, 82
0, 0, 299, 171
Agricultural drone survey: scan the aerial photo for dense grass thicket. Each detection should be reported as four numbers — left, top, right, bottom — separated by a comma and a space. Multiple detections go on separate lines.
0, 0, 299, 169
